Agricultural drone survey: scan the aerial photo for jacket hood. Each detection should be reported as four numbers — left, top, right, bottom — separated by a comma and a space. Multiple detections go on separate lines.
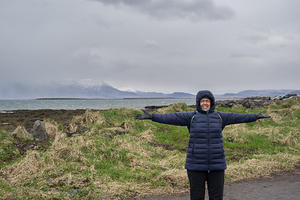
196, 90, 215, 113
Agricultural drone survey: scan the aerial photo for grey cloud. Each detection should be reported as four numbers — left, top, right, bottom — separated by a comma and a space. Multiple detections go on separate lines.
242, 31, 295, 48
230, 53, 261, 59
243, 35, 269, 44
1, 0, 299, 98
144, 40, 160, 49
92, 0, 234, 21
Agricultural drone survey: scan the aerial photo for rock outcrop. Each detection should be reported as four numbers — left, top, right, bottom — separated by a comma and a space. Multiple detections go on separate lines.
216, 96, 272, 109
216, 95, 298, 108
272, 93, 298, 100
30, 120, 49, 141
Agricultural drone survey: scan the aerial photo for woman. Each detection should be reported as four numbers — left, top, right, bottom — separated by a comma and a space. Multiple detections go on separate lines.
136, 90, 270, 200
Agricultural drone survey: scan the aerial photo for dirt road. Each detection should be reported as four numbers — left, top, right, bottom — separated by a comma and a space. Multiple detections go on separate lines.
135, 169, 300, 200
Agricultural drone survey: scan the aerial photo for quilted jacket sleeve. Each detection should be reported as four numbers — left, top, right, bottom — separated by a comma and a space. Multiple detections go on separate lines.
218, 112, 258, 127
152, 112, 195, 126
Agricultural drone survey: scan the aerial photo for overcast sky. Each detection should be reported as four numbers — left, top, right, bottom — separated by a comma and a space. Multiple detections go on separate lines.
1, 0, 299, 96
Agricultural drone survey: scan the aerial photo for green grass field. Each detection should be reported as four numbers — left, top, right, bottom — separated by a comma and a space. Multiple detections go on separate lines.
0, 98, 299, 199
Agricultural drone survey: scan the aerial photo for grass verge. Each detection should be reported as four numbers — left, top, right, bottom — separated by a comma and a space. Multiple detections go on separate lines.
0, 98, 299, 199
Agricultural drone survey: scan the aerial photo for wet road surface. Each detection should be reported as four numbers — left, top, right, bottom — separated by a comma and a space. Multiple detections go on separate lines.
135, 169, 300, 200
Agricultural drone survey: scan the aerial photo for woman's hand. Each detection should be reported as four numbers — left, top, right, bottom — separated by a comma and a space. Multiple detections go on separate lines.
136, 109, 152, 120
257, 112, 271, 119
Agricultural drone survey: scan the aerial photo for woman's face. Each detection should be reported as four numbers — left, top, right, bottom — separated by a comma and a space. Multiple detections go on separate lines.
200, 98, 211, 111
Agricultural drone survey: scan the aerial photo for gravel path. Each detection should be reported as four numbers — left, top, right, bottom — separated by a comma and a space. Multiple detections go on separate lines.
135, 169, 300, 200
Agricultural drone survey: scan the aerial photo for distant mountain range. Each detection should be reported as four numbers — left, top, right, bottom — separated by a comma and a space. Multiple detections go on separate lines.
1, 82, 299, 99
223, 89, 300, 97
65, 84, 195, 99
0, 83, 194, 99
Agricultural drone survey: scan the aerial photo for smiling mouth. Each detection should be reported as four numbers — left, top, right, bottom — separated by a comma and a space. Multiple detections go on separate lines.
201, 105, 209, 110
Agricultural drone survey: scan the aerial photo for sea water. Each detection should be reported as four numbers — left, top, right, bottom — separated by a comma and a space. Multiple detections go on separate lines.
0, 98, 196, 110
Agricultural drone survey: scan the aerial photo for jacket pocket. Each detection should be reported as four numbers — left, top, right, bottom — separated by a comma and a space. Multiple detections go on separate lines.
188, 142, 195, 154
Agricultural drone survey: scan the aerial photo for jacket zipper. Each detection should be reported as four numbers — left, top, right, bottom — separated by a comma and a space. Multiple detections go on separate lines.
207, 113, 210, 172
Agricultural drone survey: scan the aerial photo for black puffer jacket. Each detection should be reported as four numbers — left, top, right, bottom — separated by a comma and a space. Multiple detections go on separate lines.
152, 90, 258, 171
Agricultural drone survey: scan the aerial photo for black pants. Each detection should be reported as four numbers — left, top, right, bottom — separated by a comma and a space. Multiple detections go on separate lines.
187, 170, 224, 200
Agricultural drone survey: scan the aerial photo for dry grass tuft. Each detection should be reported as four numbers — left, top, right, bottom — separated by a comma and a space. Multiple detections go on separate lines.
137, 129, 154, 143
47, 172, 91, 189
2, 126, 92, 187
69, 109, 106, 133
11, 126, 30, 139
253, 126, 299, 146
113, 134, 159, 170
93, 169, 188, 199
157, 169, 188, 188
282, 133, 299, 146
94, 180, 150, 199
157, 103, 193, 113
158, 153, 185, 169
82, 109, 106, 125
267, 112, 282, 123
222, 124, 249, 143
226, 153, 300, 182
44, 121, 59, 138
3, 150, 44, 184
291, 104, 300, 110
